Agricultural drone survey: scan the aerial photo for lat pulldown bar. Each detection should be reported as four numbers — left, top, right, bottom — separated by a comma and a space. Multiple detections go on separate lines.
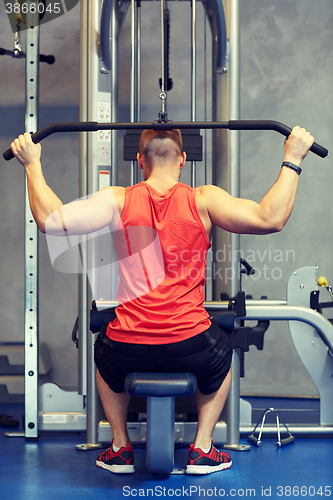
3, 120, 328, 161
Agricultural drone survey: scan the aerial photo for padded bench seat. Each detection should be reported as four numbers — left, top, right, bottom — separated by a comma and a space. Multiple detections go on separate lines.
125, 372, 197, 474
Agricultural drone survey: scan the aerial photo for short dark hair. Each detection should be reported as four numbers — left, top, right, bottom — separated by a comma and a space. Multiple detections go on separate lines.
139, 129, 183, 157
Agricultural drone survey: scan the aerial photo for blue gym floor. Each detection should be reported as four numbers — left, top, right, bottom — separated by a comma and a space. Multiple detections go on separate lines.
0, 402, 332, 500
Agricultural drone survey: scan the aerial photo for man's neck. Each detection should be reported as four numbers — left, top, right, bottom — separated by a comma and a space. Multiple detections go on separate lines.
144, 177, 179, 195
143, 168, 180, 195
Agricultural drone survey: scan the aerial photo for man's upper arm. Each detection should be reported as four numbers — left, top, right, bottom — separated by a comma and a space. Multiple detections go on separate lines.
202, 185, 273, 235
45, 187, 123, 236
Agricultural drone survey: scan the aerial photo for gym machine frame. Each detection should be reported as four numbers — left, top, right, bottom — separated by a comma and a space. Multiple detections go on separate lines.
4, 0, 330, 446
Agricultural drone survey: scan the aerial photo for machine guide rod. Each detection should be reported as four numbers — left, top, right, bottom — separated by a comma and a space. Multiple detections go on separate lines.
3, 120, 328, 160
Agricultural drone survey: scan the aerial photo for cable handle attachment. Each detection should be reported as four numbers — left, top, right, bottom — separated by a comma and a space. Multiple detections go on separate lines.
0, 47, 55, 64
14, 21, 22, 57
158, 92, 168, 123
0, 18, 55, 64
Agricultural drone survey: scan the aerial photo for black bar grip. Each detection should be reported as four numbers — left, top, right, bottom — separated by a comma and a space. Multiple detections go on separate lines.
228, 120, 328, 158
4, 147, 15, 162
0, 48, 11, 56
3, 122, 101, 161
39, 54, 55, 64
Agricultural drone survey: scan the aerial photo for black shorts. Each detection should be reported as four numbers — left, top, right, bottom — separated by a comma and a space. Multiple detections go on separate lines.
94, 318, 233, 395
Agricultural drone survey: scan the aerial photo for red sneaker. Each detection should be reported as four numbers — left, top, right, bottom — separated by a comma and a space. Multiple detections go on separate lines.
96, 440, 135, 474
186, 443, 232, 475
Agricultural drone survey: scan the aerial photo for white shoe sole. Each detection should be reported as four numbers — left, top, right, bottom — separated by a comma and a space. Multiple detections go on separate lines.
96, 460, 135, 474
186, 460, 232, 475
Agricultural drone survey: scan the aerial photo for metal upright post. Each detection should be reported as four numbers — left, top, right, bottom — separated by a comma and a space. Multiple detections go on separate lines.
77, 0, 103, 451
214, 2, 241, 296
213, 0, 249, 451
228, 0, 241, 295
110, 0, 119, 303
111, 0, 119, 187
136, 0, 141, 182
87, 0, 101, 450
226, 0, 249, 452
191, 0, 196, 187
136, 0, 141, 124
24, 1, 40, 440
78, 0, 88, 399
224, 0, 248, 452
78, 0, 117, 450
130, 0, 137, 185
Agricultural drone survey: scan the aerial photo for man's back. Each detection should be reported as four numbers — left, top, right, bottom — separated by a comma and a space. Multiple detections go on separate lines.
107, 181, 212, 344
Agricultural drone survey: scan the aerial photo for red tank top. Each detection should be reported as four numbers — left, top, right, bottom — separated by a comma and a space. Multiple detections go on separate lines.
106, 182, 212, 344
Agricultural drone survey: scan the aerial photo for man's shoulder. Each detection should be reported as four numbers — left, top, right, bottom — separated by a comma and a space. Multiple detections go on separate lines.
196, 184, 229, 198
196, 184, 219, 193
195, 185, 231, 216
110, 185, 126, 196
195, 184, 220, 201
95, 186, 126, 214
97, 185, 126, 202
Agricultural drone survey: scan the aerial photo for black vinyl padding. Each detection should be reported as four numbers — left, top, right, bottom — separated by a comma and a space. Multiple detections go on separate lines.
124, 372, 197, 397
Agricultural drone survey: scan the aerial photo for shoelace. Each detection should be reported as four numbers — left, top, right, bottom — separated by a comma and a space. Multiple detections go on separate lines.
101, 447, 115, 461
209, 446, 228, 463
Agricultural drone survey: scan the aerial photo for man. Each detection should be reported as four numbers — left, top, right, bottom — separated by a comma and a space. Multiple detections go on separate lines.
11, 126, 314, 475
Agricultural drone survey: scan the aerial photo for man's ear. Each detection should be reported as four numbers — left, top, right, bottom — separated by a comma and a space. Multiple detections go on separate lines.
180, 152, 186, 169
137, 152, 143, 170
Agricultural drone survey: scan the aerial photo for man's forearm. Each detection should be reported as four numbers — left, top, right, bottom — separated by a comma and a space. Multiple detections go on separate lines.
257, 127, 314, 232
11, 133, 64, 232
25, 161, 63, 232
258, 164, 299, 232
